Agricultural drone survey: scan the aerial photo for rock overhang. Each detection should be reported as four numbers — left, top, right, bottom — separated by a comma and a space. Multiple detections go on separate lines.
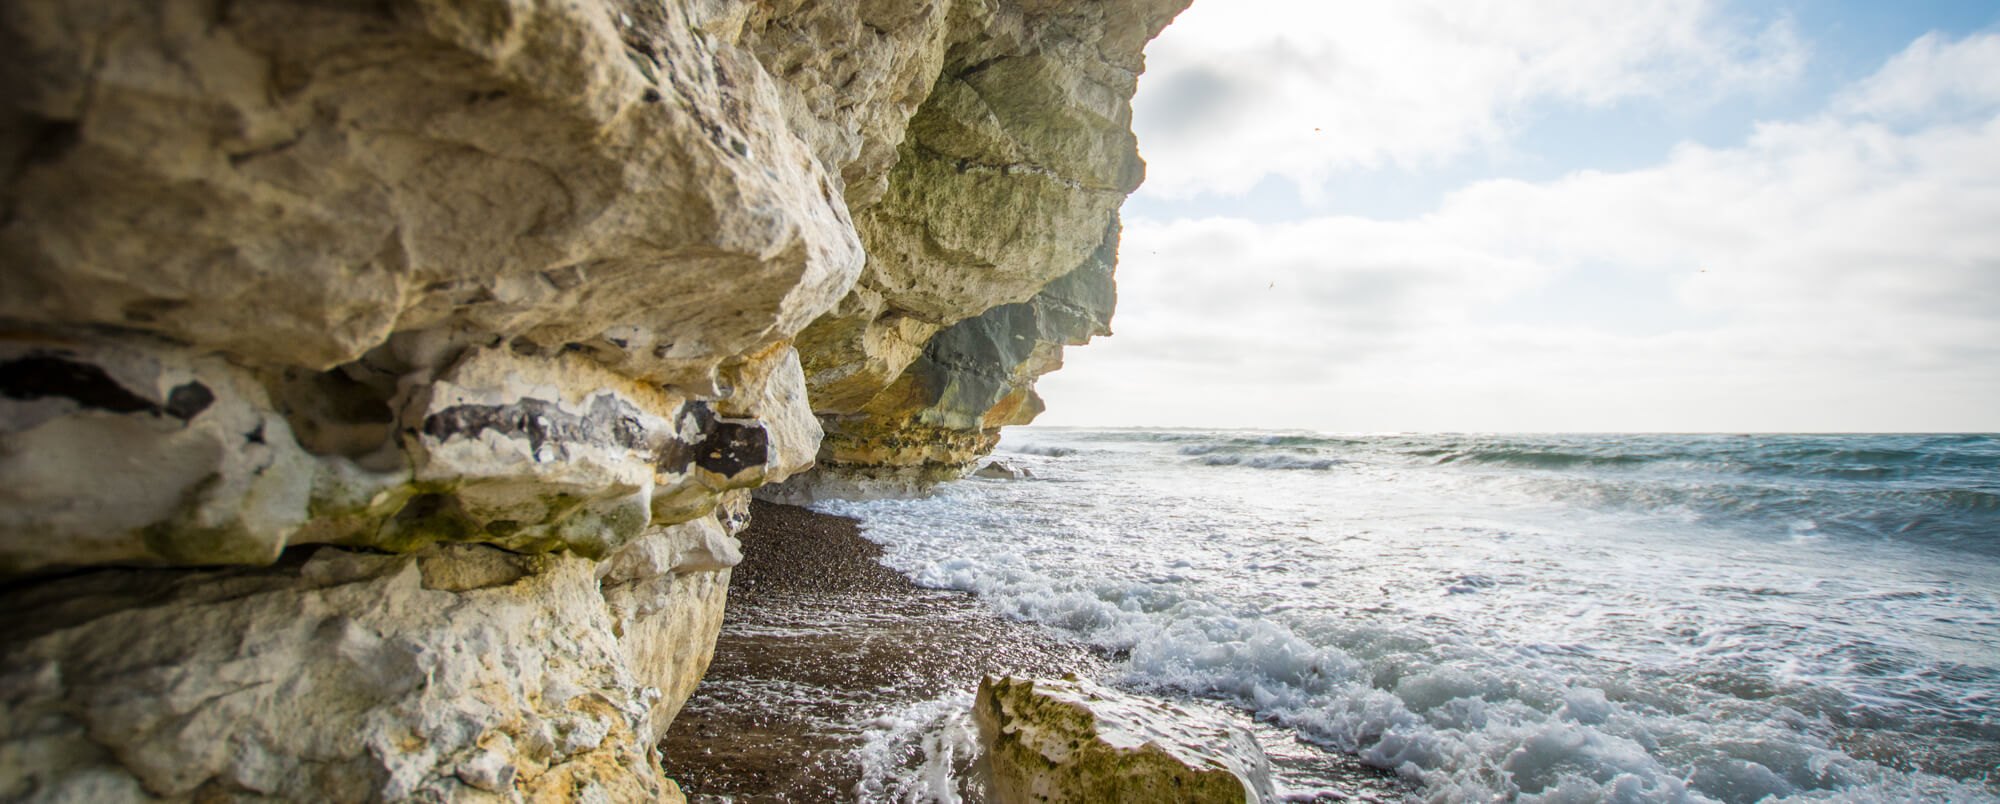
0, 0, 1189, 797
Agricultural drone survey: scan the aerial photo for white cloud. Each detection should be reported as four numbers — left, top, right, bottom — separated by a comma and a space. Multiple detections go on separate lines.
1132, 0, 1805, 198
1833, 32, 2000, 121
1044, 33, 2000, 432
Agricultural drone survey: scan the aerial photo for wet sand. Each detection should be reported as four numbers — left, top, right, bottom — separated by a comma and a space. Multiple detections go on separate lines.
659, 500, 1411, 802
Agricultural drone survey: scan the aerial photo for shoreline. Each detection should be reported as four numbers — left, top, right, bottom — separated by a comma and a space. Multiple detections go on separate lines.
659, 500, 1411, 802
659, 500, 1110, 800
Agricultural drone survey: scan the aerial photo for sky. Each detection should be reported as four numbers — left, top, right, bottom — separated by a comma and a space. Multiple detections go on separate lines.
1034, 0, 2000, 433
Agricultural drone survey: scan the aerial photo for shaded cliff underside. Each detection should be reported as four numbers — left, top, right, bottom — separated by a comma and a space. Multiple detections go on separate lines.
1, 0, 1188, 800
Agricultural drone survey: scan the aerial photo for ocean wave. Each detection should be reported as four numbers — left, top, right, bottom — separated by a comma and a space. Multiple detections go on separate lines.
1194, 453, 1342, 471
1348, 433, 2000, 481
824, 431, 2000, 804
1436, 448, 1655, 470
970, 571, 1989, 804
1524, 477, 2000, 555
1006, 443, 1077, 457
1920, 488, 2000, 511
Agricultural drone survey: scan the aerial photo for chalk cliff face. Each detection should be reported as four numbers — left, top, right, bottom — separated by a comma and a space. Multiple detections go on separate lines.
0, 0, 1183, 799
784, 0, 1169, 492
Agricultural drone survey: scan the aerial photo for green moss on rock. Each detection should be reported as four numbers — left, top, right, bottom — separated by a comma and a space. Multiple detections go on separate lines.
974, 675, 1277, 804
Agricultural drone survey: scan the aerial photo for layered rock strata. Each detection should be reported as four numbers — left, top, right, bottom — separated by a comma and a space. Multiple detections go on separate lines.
0, 0, 1184, 799
788, 0, 1179, 490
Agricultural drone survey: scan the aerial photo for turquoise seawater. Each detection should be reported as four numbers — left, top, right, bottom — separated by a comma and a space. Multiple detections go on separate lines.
832, 431, 2000, 803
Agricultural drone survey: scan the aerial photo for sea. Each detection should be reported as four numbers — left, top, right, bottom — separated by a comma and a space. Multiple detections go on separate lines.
821, 430, 2000, 803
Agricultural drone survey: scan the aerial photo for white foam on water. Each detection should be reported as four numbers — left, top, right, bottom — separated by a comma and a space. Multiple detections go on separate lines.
1005, 443, 1079, 457
1195, 453, 1343, 471
851, 691, 984, 804
820, 431, 2000, 803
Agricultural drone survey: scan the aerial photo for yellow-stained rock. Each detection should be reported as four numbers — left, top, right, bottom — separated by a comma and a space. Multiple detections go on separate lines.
975, 675, 1279, 804
0, 544, 701, 801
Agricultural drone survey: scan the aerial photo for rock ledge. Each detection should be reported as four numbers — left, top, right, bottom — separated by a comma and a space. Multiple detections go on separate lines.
974, 675, 1278, 804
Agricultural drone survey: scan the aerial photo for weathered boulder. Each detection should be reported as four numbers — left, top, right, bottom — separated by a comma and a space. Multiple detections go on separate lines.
974, 675, 1278, 804
974, 459, 1034, 479
0, 539, 728, 802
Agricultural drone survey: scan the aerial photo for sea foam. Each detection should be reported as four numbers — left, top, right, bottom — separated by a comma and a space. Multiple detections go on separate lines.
828, 431, 2000, 802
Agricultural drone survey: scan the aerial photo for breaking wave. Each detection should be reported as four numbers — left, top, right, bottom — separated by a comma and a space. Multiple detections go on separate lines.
1192, 452, 1342, 471
823, 430, 2000, 803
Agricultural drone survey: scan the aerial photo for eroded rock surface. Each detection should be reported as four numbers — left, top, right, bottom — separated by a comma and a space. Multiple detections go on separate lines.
1, 536, 734, 802
790, 0, 1184, 488
1, 0, 1184, 797
975, 675, 1279, 804
1, 337, 316, 574
2, 0, 865, 384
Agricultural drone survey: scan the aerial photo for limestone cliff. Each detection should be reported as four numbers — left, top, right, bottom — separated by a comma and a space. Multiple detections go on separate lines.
0, 0, 1184, 799
783, 0, 1176, 492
